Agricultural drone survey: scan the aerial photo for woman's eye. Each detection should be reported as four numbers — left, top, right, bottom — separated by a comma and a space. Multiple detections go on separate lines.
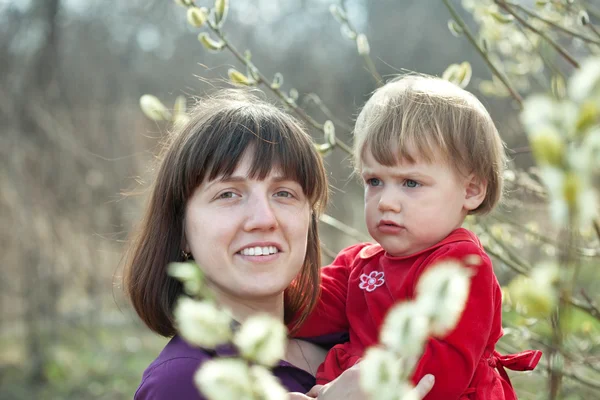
404, 179, 420, 188
366, 178, 382, 187
274, 190, 294, 198
218, 191, 239, 199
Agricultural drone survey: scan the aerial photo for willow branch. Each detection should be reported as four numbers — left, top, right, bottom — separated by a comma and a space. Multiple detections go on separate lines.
496, 0, 580, 68
441, 0, 524, 107
496, 342, 600, 392
484, 242, 530, 275
489, 213, 600, 258
320, 214, 371, 242
337, 1, 383, 86
320, 243, 339, 261
186, 2, 352, 155
300, 93, 354, 132
505, 1, 600, 45
480, 222, 534, 271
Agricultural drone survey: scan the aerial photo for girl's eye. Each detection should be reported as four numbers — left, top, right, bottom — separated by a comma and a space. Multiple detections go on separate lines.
404, 179, 420, 188
366, 178, 382, 187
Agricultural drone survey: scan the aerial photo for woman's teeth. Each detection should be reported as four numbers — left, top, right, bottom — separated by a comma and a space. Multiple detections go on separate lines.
240, 246, 278, 256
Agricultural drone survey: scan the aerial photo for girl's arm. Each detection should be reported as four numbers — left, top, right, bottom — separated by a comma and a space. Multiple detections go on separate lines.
409, 242, 500, 398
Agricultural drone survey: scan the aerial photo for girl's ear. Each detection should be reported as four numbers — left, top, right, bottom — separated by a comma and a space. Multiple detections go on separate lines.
464, 174, 487, 211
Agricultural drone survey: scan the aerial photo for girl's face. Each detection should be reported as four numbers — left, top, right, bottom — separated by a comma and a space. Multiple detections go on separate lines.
361, 148, 485, 257
184, 151, 311, 308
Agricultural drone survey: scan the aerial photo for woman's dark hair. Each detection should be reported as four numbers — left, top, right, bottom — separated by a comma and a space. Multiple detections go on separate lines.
124, 89, 329, 337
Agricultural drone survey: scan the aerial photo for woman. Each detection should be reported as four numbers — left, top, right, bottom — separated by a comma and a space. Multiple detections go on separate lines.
124, 89, 433, 399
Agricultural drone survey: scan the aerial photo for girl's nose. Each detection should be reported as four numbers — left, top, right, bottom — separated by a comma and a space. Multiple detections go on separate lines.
378, 189, 401, 213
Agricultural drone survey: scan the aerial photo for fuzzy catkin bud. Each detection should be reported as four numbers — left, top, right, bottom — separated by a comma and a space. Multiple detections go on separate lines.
187, 7, 208, 28
198, 32, 225, 52
233, 314, 286, 367
214, 0, 229, 26
228, 68, 250, 85
140, 95, 171, 121
356, 34, 370, 55
448, 20, 463, 37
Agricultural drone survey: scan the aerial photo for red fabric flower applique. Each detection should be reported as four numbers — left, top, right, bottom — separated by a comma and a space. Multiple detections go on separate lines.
359, 271, 385, 292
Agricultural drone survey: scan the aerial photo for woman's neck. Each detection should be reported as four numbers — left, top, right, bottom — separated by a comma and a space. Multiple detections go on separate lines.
207, 283, 285, 324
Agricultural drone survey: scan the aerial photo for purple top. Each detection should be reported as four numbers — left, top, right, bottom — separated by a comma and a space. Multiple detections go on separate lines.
134, 336, 316, 399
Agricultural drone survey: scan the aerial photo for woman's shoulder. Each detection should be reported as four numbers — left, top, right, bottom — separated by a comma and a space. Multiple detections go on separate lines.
134, 336, 212, 400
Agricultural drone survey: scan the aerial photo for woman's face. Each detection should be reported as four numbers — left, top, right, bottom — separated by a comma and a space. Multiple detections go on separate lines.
184, 152, 311, 305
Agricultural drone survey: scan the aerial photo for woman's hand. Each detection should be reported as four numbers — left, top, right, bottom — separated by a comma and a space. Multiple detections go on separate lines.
298, 363, 435, 400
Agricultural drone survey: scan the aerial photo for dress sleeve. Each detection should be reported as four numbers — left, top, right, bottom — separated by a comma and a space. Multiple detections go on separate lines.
410, 243, 500, 399
135, 358, 205, 400
293, 243, 367, 338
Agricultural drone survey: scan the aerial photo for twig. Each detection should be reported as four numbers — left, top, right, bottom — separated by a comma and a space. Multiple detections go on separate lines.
441, 0, 524, 108
187, 2, 352, 155
505, 1, 600, 45
593, 218, 600, 243
485, 244, 530, 275
480, 222, 534, 271
489, 214, 600, 258
503, 320, 600, 375
496, 0, 580, 68
336, 1, 383, 86
496, 342, 600, 392
578, 290, 600, 320
300, 93, 354, 132
319, 214, 371, 243
320, 243, 339, 261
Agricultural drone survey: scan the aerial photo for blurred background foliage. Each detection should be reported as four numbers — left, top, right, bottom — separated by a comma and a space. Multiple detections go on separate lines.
1, 0, 600, 399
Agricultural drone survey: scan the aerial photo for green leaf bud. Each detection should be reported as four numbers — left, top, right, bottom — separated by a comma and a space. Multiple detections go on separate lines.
329, 4, 347, 23
187, 7, 208, 28
228, 68, 250, 86
480, 37, 489, 53
578, 10, 590, 26
447, 20, 463, 37
271, 72, 284, 89
214, 0, 229, 27
323, 120, 336, 147
289, 88, 299, 101
198, 32, 225, 52
489, 11, 514, 24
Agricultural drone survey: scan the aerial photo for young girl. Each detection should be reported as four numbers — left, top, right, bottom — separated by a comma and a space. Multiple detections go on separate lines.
295, 76, 541, 399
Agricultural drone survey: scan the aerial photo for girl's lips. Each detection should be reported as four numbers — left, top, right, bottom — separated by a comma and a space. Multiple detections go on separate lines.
377, 220, 405, 234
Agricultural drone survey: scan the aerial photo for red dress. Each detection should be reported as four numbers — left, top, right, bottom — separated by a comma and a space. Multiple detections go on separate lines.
295, 228, 541, 399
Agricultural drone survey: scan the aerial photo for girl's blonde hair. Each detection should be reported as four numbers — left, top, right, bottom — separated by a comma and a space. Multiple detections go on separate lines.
354, 75, 505, 214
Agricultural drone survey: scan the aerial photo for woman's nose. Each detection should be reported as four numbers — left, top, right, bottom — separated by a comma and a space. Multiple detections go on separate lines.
244, 195, 278, 231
